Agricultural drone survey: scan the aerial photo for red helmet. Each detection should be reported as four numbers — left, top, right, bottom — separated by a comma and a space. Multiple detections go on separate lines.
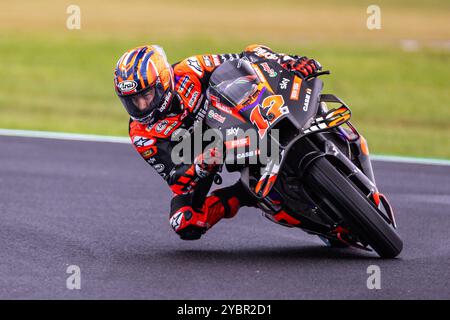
114, 45, 175, 124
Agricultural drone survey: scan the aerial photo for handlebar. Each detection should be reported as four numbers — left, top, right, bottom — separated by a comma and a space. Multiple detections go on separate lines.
304, 70, 331, 81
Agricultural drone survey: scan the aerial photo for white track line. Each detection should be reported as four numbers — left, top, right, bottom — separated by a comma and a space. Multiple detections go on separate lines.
1, 128, 449, 166
0, 128, 129, 144
370, 155, 450, 166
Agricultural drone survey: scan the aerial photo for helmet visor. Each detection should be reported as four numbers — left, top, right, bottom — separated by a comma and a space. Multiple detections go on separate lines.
119, 85, 164, 122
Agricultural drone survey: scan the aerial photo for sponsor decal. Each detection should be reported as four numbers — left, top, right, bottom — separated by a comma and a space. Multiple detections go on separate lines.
118, 80, 137, 93
210, 95, 232, 114
212, 55, 221, 66
188, 91, 199, 108
146, 157, 157, 164
145, 123, 155, 132
215, 103, 232, 115
170, 211, 183, 231
164, 121, 178, 135
184, 83, 195, 98
133, 136, 155, 147
208, 110, 226, 124
153, 163, 165, 173
290, 76, 302, 101
237, 149, 260, 159
280, 78, 290, 90
261, 62, 277, 78
192, 94, 204, 113
155, 120, 168, 133
303, 88, 312, 111
177, 76, 190, 93
226, 127, 240, 136
158, 91, 172, 113
203, 55, 213, 68
187, 57, 203, 76
253, 47, 278, 60
141, 148, 155, 158
225, 137, 250, 149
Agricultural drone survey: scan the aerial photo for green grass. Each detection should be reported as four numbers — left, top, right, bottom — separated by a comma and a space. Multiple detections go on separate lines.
1, 33, 449, 159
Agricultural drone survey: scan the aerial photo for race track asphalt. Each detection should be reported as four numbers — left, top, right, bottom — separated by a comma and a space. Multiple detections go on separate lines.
0, 136, 449, 299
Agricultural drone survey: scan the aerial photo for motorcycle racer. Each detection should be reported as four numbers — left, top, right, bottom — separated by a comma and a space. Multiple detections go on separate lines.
114, 44, 321, 240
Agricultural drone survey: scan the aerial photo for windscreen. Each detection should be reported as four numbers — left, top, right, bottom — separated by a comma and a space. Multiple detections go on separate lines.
209, 59, 260, 107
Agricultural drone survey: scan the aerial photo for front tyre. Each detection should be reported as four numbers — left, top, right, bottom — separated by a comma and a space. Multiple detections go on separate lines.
305, 157, 403, 258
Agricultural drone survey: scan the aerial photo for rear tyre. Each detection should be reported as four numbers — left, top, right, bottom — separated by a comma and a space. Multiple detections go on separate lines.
305, 157, 403, 258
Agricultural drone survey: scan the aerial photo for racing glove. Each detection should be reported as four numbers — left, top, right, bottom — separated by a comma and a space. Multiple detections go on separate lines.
194, 146, 222, 178
283, 56, 322, 78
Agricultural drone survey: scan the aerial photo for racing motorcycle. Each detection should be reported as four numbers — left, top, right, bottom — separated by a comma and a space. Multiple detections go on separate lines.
202, 58, 402, 258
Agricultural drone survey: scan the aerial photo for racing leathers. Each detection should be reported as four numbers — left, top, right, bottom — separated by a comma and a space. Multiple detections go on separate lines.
128, 44, 320, 240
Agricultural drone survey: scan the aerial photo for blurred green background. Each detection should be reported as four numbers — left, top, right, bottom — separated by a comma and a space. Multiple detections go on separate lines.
1, 0, 449, 158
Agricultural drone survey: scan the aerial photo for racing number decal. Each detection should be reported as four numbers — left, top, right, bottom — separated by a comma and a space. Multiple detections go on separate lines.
249, 95, 289, 138
249, 107, 268, 138
265, 95, 288, 121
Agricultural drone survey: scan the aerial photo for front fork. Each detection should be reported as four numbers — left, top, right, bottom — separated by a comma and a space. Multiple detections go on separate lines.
338, 122, 376, 185
322, 130, 398, 230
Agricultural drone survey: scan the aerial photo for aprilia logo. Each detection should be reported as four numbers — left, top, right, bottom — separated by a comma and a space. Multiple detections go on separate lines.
158, 91, 172, 112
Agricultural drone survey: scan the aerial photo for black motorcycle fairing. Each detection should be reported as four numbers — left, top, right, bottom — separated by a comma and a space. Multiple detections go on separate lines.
205, 59, 327, 174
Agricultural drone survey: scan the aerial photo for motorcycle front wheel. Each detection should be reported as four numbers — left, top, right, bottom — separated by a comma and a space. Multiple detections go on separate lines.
304, 157, 403, 258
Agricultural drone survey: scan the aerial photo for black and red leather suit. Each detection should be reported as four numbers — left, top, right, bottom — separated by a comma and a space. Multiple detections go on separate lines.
128, 44, 320, 240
